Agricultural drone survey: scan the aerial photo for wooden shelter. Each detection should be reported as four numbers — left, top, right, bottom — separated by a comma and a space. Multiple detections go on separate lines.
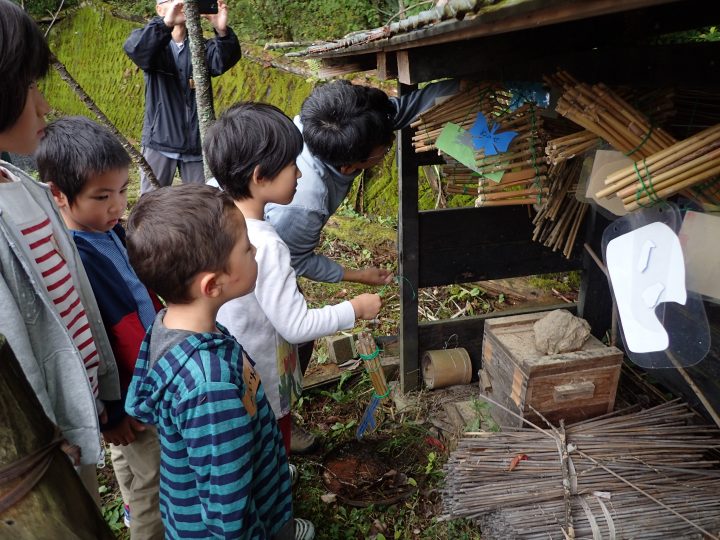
296, 0, 720, 419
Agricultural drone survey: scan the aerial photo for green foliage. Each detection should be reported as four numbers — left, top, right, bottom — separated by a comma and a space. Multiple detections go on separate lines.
22, 0, 80, 19
40, 3, 314, 142
228, 0, 396, 42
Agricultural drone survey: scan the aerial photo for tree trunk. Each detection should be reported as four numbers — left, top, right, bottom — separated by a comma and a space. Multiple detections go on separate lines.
51, 55, 160, 189
0, 337, 114, 539
184, 1, 215, 180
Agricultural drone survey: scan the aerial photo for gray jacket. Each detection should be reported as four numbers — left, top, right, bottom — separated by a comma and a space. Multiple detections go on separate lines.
0, 162, 120, 465
265, 79, 459, 282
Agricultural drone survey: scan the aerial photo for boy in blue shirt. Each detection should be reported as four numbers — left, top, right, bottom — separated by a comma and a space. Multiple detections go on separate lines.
37, 116, 164, 539
124, 184, 296, 539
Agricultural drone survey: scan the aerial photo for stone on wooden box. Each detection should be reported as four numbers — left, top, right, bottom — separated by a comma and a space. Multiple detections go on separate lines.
479, 310, 623, 428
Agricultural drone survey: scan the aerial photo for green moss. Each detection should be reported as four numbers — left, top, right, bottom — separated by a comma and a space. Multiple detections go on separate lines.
40, 2, 476, 220
41, 2, 315, 144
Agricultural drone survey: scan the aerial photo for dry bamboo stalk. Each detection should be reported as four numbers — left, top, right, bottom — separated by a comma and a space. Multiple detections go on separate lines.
617, 146, 720, 200
599, 123, 720, 195
625, 162, 720, 211
556, 80, 677, 160
476, 196, 540, 207
356, 332, 388, 398
479, 188, 548, 200
594, 123, 720, 208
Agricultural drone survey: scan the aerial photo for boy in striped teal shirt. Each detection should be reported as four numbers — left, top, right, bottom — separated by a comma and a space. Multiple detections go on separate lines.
124, 184, 295, 539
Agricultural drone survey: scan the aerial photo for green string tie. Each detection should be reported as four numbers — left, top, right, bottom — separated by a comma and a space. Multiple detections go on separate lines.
378, 275, 417, 300
625, 124, 655, 158
528, 104, 542, 205
372, 387, 392, 400
359, 347, 380, 361
633, 159, 661, 207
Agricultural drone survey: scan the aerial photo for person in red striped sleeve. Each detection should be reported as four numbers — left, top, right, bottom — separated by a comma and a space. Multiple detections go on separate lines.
0, 0, 120, 506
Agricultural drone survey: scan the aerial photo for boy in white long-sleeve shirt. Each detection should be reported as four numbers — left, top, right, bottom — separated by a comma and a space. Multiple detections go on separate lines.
205, 102, 382, 459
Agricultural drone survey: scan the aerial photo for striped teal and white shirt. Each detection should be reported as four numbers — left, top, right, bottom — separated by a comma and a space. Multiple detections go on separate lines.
126, 311, 293, 539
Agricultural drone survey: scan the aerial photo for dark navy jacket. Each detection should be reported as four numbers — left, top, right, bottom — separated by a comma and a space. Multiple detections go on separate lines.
123, 17, 241, 155
73, 224, 163, 429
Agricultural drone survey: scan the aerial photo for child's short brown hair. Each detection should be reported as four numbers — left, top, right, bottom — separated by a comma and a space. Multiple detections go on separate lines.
127, 184, 243, 304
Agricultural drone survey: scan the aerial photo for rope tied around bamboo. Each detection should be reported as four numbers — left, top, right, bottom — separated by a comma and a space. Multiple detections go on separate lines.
596, 122, 720, 210
356, 332, 389, 400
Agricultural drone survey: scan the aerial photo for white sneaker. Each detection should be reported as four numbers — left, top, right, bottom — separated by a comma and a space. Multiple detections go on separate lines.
294, 518, 315, 540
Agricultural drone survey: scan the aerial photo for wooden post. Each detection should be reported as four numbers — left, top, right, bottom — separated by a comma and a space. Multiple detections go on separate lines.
398, 82, 421, 393
184, 1, 215, 180
0, 337, 114, 539
578, 206, 613, 339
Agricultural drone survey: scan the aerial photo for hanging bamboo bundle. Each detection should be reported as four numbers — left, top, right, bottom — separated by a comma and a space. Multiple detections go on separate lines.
545, 129, 601, 165
532, 159, 587, 258
442, 401, 720, 540
555, 74, 677, 159
411, 83, 508, 152
596, 123, 720, 210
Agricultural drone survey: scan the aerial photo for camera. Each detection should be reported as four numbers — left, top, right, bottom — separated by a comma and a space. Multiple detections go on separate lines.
198, 0, 218, 14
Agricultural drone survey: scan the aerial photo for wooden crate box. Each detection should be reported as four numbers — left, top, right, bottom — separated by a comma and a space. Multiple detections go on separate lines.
480, 311, 623, 428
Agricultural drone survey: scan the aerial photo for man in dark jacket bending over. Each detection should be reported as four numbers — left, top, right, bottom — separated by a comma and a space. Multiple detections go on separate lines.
124, 0, 241, 193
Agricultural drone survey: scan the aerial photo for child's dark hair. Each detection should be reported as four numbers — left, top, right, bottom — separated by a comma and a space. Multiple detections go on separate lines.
127, 184, 243, 304
300, 80, 395, 168
35, 116, 131, 204
204, 102, 303, 200
0, 0, 51, 132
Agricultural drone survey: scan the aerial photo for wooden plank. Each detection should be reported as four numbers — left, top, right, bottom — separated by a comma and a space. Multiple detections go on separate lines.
397, 50, 411, 85
398, 82, 421, 393
395, 39, 720, 86
418, 206, 583, 288
376, 51, 397, 81
418, 302, 577, 379
318, 54, 376, 78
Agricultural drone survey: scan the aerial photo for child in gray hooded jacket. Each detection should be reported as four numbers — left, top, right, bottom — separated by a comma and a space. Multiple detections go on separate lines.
0, 0, 120, 503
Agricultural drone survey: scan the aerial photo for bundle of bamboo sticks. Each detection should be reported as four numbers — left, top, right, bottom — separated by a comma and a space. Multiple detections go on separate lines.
596, 123, 720, 211
545, 129, 600, 165
554, 71, 677, 160
442, 401, 720, 539
356, 332, 388, 398
411, 83, 508, 153
532, 160, 587, 258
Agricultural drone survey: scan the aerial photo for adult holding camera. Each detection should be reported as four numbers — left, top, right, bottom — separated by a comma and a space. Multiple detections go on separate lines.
124, 0, 241, 193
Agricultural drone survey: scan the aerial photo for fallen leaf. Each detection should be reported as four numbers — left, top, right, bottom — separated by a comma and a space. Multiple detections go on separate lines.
507, 453, 529, 472
320, 493, 337, 504
425, 436, 446, 453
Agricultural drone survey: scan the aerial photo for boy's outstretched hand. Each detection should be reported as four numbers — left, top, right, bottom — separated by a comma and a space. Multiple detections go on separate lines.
343, 266, 393, 286
350, 293, 382, 320
102, 416, 148, 446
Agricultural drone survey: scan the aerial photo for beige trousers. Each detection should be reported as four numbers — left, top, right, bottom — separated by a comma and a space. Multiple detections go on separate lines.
109, 426, 164, 540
